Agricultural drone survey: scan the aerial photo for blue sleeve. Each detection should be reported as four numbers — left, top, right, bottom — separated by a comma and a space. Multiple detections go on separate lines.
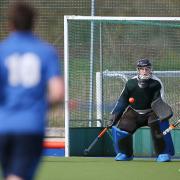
111, 97, 128, 115
0, 50, 5, 102
45, 47, 62, 81
111, 83, 129, 115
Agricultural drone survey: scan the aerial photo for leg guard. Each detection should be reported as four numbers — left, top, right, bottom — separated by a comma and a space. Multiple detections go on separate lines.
159, 120, 174, 156
112, 126, 133, 156
150, 120, 174, 156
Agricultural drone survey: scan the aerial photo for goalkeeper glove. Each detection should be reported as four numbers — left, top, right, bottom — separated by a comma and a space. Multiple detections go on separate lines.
107, 114, 119, 128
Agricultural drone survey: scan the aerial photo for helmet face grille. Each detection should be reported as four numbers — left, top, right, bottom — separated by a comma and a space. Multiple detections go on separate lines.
137, 58, 151, 68
138, 73, 152, 80
137, 58, 152, 81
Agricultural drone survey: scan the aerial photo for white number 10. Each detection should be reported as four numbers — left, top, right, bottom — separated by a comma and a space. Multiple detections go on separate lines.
5, 53, 41, 88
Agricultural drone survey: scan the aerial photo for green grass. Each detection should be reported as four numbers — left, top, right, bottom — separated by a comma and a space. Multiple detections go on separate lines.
36, 157, 180, 180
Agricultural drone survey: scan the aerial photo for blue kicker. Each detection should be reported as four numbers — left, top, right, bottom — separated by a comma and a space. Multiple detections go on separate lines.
112, 126, 130, 154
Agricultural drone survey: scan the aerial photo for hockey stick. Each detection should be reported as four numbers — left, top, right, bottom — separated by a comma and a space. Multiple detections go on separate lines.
156, 120, 180, 138
84, 127, 108, 155
162, 120, 180, 135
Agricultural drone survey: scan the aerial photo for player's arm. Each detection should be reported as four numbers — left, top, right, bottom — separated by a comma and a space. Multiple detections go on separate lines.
151, 82, 161, 101
48, 76, 64, 104
107, 84, 129, 128
151, 77, 165, 101
46, 47, 64, 104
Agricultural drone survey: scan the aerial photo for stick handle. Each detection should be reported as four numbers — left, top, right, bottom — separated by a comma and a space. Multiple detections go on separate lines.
163, 120, 180, 135
86, 137, 99, 152
98, 127, 108, 138
84, 127, 109, 153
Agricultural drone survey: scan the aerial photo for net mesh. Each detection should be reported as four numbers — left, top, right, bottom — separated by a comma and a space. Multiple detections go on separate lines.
67, 18, 180, 127
1, 0, 180, 132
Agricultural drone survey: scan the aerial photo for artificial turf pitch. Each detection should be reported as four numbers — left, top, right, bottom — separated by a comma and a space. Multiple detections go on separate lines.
36, 157, 180, 180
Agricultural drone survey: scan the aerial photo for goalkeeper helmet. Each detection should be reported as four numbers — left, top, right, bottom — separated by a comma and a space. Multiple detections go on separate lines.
136, 58, 152, 88
137, 58, 151, 68
137, 58, 152, 80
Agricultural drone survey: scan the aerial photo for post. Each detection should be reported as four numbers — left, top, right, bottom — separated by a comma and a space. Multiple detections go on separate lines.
88, 0, 96, 126
64, 16, 70, 157
99, 22, 103, 126
96, 72, 103, 127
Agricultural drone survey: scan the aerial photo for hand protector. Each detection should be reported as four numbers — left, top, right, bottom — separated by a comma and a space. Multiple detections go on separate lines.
151, 97, 173, 121
107, 114, 119, 128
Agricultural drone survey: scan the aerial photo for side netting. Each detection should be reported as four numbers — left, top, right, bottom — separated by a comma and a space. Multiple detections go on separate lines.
64, 16, 180, 156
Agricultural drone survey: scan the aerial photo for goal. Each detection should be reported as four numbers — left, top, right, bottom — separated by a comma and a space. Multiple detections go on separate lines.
64, 16, 180, 156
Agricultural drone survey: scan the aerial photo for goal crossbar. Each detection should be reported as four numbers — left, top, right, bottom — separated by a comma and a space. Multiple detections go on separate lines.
65, 16, 180, 21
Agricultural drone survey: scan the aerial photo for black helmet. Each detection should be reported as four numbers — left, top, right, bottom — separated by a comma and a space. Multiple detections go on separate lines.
137, 58, 151, 68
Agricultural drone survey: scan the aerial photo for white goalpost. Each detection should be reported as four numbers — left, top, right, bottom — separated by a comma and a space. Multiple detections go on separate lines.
64, 15, 180, 157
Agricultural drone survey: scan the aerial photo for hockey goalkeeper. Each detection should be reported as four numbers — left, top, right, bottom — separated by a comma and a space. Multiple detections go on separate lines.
107, 58, 174, 162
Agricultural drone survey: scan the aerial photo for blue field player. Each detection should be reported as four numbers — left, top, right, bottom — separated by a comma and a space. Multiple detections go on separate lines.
0, 1, 64, 180
107, 58, 174, 162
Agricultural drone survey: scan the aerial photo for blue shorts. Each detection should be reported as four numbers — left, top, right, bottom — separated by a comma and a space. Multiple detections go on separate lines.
0, 134, 44, 180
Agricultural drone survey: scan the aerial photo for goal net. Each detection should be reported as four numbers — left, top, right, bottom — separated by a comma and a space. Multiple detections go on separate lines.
64, 16, 180, 156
